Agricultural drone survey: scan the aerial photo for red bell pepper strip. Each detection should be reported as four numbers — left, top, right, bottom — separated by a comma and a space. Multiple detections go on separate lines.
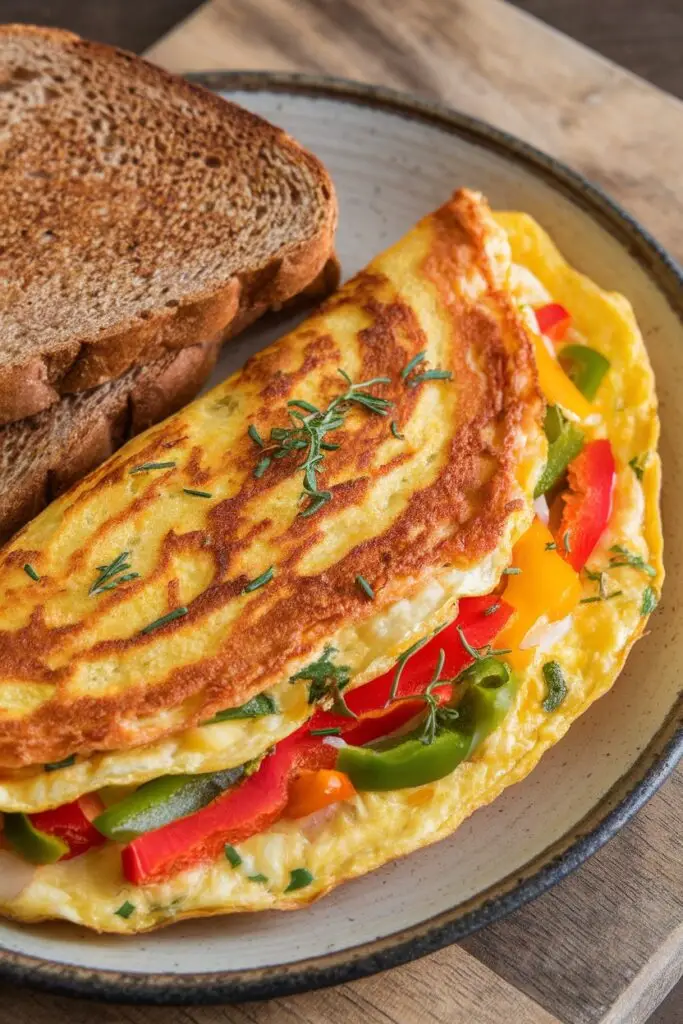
121, 596, 512, 885
535, 303, 572, 343
310, 596, 512, 732
30, 793, 105, 861
122, 729, 335, 885
555, 439, 616, 571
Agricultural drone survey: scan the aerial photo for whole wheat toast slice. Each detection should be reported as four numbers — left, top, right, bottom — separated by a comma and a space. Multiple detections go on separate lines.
0, 342, 220, 544
0, 25, 337, 425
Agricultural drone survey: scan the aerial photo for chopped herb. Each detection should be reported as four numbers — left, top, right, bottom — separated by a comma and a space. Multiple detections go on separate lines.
545, 542, 557, 551
248, 424, 264, 447
250, 370, 392, 517
309, 727, 342, 737
284, 868, 314, 893
23, 563, 40, 582
579, 591, 622, 604
387, 635, 431, 705
563, 531, 572, 554
391, 649, 460, 745
114, 901, 135, 919
609, 545, 656, 577
406, 369, 453, 388
89, 551, 140, 596
502, 567, 522, 576
224, 844, 242, 868
542, 661, 568, 712
390, 420, 405, 440
242, 566, 275, 594
204, 693, 278, 725
629, 453, 649, 481
355, 574, 375, 600
641, 586, 658, 616
44, 754, 76, 772
457, 625, 510, 661
483, 603, 501, 617
254, 456, 271, 479
290, 645, 353, 714
400, 351, 427, 379
248, 873, 268, 884
129, 461, 176, 474
140, 606, 188, 635
183, 488, 212, 499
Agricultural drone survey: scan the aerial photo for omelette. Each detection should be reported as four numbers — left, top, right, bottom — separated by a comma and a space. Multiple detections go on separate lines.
0, 190, 661, 933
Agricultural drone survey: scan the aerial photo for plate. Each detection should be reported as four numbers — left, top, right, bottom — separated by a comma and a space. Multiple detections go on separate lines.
1, 72, 681, 1005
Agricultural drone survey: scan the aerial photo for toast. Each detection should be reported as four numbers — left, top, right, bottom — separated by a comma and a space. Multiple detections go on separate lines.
0, 24, 337, 425
0, 342, 220, 545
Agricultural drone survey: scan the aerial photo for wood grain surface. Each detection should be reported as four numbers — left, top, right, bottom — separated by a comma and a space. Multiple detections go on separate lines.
0, 1, 682, 1022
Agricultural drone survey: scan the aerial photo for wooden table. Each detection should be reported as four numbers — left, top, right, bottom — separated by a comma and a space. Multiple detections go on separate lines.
1, 2, 682, 1022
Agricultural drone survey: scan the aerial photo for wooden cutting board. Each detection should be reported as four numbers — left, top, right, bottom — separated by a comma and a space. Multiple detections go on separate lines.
4, 3, 681, 1023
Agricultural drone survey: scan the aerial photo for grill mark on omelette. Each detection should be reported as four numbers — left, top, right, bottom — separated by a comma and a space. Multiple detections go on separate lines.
0, 192, 542, 766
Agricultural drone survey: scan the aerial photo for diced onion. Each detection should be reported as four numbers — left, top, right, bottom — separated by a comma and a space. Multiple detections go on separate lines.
520, 614, 573, 652
322, 736, 347, 749
0, 851, 36, 901
533, 494, 550, 524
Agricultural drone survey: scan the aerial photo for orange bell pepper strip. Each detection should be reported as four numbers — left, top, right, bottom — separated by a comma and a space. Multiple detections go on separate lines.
285, 769, 356, 819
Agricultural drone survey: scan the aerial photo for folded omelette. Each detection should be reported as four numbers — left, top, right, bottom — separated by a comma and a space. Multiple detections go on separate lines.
0, 190, 661, 933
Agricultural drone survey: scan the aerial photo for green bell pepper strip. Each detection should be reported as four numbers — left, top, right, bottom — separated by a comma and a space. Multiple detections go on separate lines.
558, 344, 610, 401
3, 813, 69, 864
93, 765, 245, 842
533, 405, 584, 498
336, 658, 516, 791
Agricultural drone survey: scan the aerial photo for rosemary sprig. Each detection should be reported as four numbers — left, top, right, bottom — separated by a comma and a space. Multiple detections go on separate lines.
44, 754, 76, 772
545, 542, 557, 551
456, 625, 511, 661
355, 574, 375, 600
248, 424, 264, 447
309, 727, 342, 737
406, 369, 453, 388
290, 645, 354, 716
386, 634, 431, 706
129, 461, 176, 474
140, 606, 188, 635
609, 544, 656, 577
628, 453, 649, 481
502, 567, 522, 576
483, 603, 501, 617
250, 369, 392, 517
242, 566, 275, 594
183, 488, 212, 499
23, 563, 40, 582
400, 351, 427, 379
390, 420, 405, 440
391, 648, 459, 745
89, 551, 139, 596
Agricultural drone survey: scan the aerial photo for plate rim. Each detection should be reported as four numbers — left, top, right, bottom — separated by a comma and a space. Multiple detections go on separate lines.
2, 70, 681, 1006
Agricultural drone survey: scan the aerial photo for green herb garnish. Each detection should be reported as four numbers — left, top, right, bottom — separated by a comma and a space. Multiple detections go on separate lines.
250, 370, 392, 516
400, 351, 426, 379
641, 586, 658, 615
44, 754, 76, 772
183, 488, 212, 499
483, 603, 501, 617
248, 424, 264, 447
628, 453, 649, 481
392, 649, 459, 745
115, 901, 136, 919
309, 727, 342, 737
542, 661, 568, 712
502, 567, 522, 576
23, 563, 40, 582
406, 369, 453, 388
242, 566, 275, 594
290, 645, 353, 714
456, 626, 510, 661
89, 551, 139, 596
355, 574, 375, 600
563, 531, 572, 554
140, 606, 188, 635
224, 844, 242, 868
579, 591, 622, 604
248, 873, 268, 884
129, 461, 176, 474
545, 542, 557, 551
386, 635, 431, 705
204, 694, 278, 725
284, 868, 314, 893
609, 545, 656, 577
390, 420, 405, 440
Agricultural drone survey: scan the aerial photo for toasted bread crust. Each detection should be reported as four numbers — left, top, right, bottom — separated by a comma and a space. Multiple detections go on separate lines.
0, 343, 219, 545
0, 25, 338, 424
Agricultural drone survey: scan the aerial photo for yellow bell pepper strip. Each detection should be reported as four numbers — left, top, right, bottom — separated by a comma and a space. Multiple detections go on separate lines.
531, 332, 593, 421
496, 518, 582, 670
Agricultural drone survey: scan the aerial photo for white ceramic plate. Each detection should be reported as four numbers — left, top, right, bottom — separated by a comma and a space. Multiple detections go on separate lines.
1, 73, 681, 1004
